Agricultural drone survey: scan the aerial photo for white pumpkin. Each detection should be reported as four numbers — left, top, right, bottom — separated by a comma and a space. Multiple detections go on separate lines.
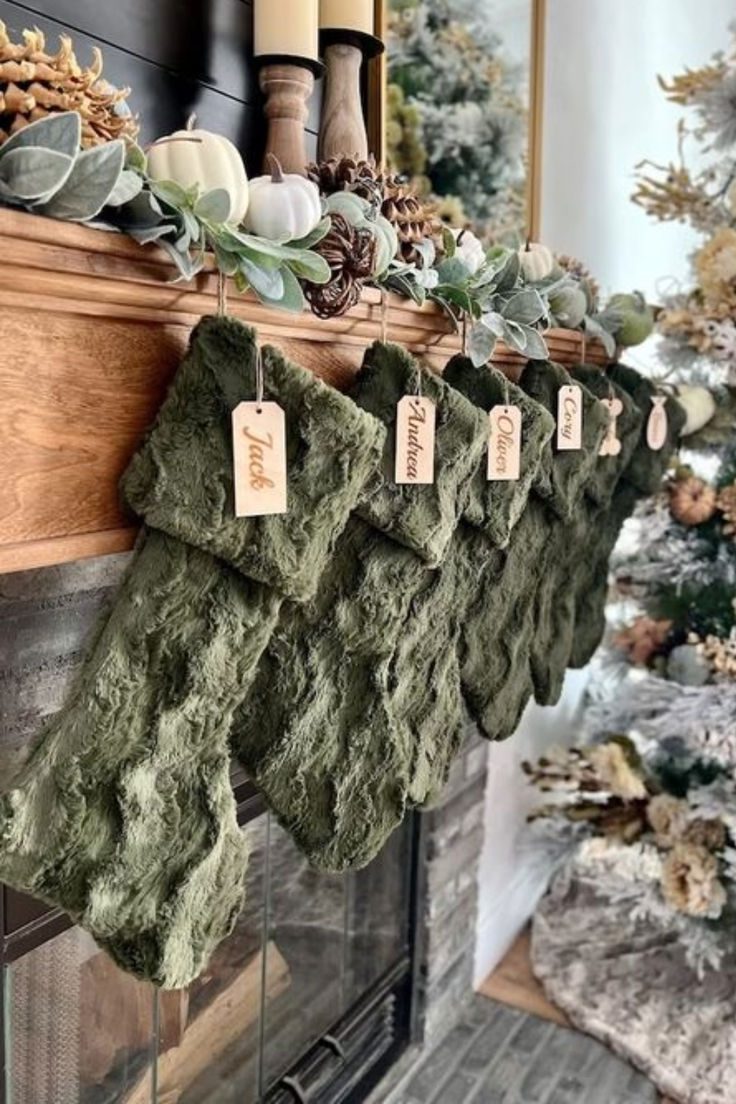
147, 115, 249, 224
518, 241, 555, 282
675, 384, 716, 436
245, 154, 322, 242
452, 227, 485, 275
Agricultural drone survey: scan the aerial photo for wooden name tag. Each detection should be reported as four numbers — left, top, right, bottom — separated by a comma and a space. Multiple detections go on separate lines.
232, 402, 287, 517
599, 397, 623, 457
395, 396, 436, 485
647, 395, 668, 451
488, 405, 521, 481
557, 384, 583, 450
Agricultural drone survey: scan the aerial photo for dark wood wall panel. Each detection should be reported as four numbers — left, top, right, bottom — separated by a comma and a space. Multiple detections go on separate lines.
0, 0, 321, 173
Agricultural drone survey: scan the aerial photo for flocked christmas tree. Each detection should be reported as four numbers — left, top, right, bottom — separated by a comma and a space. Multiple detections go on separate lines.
387, 0, 527, 241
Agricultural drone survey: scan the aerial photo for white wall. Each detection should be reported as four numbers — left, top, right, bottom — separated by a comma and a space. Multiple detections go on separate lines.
473, 0, 734, 986
540, 0, 733, 304
473, 671, 588, 984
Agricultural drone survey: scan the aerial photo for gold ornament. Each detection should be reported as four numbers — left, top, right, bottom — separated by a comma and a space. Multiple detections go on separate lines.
668, 476, 717, 526
0, 22, 138, 148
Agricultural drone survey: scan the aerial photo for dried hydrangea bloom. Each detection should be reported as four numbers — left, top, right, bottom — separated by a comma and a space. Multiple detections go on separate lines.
661, 842, 727, 919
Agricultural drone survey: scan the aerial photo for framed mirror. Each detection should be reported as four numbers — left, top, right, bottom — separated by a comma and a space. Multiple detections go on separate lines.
375, 0, 545, 243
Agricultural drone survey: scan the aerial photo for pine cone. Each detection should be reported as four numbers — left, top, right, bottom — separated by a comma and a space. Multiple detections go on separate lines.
307, 155, 444, 266
304, 212, 376, 319
716, 481, 736, 537
668, 475, 717, 526
0, 22, 138, 147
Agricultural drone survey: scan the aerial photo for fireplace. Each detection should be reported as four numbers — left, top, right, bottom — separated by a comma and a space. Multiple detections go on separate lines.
0, 552, 488, 1104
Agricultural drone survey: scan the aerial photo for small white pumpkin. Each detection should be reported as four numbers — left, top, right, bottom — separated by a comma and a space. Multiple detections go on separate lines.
245, 154, 322, 242
675, 384, 717, 436
518, 241, 555, 282
452, 227, 485, 275
147, 115, 249, 224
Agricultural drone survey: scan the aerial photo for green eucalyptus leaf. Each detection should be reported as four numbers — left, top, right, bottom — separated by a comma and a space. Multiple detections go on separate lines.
109, 188, 165, 229
435, 256, 471, 286
194, 188, 232, 223
238, 257, 285, 300
129, 224, 178, 244
0, 111, 80, 159
181, 207, 200, 243
584, 315, 617, 357
107, 169, 144, 207
39, 141, 125, 221
468, 323, 497, 367
502, 288, 547, 325
285, 250, 331, 284
287, 216, 331, 250
518, 325, 548, 360
212, 242, 240, 276
479, 311, 506, 338
159, 239, 202, 282
501, 319, 529, 352
150, 178, 191, 210
0, 147, 73, 203
125, 144, 147, 173
441, 225, 457, 259
492, 250, 521, 292
256, 265, 306, 312
433, 283, 473, 315
386, 272, 426, 306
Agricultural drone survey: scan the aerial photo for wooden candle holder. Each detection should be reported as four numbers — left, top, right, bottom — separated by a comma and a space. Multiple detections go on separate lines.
258, 57, 323, 175
318, 29, 384, 161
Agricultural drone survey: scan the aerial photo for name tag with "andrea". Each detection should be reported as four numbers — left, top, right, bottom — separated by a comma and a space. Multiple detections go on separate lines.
395, 396, 436, 485
232, 401, 287, 517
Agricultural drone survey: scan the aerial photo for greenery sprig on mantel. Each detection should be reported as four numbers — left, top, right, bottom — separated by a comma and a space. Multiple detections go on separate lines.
0, 108, 651, 360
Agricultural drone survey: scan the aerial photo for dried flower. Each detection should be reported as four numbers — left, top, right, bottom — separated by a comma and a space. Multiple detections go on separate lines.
716, 481, 736, 538
613, 616, 673, 666
661, 843, 727, 918
588, 742, 647, 801
697, 69, 736, 150
647, 794, 689, 847
696, 633, 736, 679
682, 818, 727, 851
695, 228, 736, 308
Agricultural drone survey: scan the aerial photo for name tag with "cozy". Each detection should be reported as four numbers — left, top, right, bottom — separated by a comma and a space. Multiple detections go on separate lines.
557, 384, 583, 450
395, 396, 436, 485
488, 405, 521, 481
232, 401, 287, 517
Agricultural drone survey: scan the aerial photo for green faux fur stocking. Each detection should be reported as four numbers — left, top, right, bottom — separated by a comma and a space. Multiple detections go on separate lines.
230, 342, 489, 871
441, 357, 556, 740
519, 362, 610, 705
567, 363, 686, 668
0, 317, 383, 988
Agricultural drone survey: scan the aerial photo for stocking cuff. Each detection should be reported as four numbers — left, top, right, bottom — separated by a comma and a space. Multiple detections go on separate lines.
349, 341, 488, 566
443, 355, 555, 547
609, 363, 686, 493
121, 316, 385, 602
521, 360, 611, 521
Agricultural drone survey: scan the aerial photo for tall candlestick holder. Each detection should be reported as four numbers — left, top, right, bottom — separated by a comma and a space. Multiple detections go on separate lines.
256, 55, 324, 175
318, 29, 384, 161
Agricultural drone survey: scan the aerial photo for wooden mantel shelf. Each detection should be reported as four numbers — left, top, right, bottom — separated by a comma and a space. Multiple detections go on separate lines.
0, 208, 608, 575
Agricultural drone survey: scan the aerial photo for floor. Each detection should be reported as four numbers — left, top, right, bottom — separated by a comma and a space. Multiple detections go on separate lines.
370, 932, 661, 1104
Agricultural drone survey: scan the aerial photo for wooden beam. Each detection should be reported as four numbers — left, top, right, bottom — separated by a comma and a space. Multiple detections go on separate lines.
0, 208, 607, 576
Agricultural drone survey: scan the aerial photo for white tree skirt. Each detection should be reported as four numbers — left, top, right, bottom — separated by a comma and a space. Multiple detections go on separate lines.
531, 850, 736, 1104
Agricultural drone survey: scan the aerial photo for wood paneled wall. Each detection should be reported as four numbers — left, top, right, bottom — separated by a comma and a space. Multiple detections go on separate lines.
0, 0, 322, 170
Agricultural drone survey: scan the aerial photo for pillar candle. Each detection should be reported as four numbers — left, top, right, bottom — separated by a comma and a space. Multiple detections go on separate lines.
254, 0, 319, 62
319, 0, 374, 36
